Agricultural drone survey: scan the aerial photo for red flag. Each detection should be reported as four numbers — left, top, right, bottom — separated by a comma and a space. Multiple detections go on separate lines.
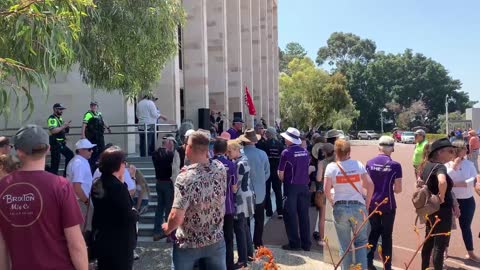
244, 86, 256, 116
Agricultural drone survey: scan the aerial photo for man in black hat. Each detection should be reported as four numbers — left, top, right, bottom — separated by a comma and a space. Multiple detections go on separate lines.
227, 117, 244, 140
47, 103, 73, 176
81, 101, 111, 172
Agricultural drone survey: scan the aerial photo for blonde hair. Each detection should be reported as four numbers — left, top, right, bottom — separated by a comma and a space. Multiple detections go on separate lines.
334, 139, 351, 160
0, 155, 20, 174
227, 140, 242, 152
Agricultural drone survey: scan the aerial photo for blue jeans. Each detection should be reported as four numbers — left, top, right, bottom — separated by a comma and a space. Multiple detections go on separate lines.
154, 181, 174, 235
333, 201, 369, 270
172, 241, 226, 270
458, 197, 476, 251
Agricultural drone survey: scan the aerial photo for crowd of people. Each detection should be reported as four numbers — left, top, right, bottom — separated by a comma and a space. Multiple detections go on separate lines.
0, 113, 480, 270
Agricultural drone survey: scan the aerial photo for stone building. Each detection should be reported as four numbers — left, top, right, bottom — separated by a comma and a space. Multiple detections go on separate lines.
0, 0, 279, 154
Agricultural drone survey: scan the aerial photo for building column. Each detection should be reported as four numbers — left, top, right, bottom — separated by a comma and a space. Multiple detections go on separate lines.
182, 0, 209, 128
267, 0, 274, 126
226, 0, 242, 125
273, 1, 279, 123
241, 0, 254, 128
207, 0, 229, 125
260, 0, 270, 126
251, 0, 262, 118
155, 57, 181, 127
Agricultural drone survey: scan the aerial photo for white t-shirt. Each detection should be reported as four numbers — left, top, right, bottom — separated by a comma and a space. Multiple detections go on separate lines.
136, 99, 160, 125
135, 184, 149, 200
446, 159, 476, 199
93, 168, 136, 191
324, 159, 366, 204
66, 155, 93, 198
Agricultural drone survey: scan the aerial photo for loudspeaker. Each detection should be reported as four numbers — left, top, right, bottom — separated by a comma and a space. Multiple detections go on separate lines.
198, 108, 211, 130
233, 112, 242, 120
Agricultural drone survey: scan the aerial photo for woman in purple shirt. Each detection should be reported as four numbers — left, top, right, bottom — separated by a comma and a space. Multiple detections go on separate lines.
365, 136, 402, 270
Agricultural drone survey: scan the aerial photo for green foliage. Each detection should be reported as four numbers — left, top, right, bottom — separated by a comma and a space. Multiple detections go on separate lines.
78, 0, 185, 99
436, 111, 464, 134
0, 0, 94, 118
316, 32, 477, 132
426, 133, 447, 142
279, 57, 358, 130
279, 42, 307, 74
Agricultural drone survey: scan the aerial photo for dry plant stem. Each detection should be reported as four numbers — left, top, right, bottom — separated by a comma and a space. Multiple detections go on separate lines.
324, 238, 336, 265
333, 199, 388, 270
404, 218, 441, 270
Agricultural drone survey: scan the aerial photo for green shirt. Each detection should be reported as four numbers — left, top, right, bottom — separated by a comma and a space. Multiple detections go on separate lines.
413, 139, 428, 166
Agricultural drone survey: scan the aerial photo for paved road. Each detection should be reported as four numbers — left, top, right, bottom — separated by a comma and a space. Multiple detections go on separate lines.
352, 143, 480, 269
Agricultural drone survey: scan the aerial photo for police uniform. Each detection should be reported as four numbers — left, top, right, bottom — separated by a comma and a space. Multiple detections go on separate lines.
83, 110, 106, 171
48, 114, 73, 176
257, 137, 285, 217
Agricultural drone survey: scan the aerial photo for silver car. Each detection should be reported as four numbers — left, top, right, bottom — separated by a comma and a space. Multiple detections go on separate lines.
357, 130, 380, 140
401, 131, 415, 144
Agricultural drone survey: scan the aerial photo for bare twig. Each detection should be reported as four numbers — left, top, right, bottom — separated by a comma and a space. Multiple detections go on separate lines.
0, 0, 44, 16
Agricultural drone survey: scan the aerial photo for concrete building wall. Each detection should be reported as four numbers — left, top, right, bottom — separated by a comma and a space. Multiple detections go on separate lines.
0, 0, 279, 153
466, 108, 480, 131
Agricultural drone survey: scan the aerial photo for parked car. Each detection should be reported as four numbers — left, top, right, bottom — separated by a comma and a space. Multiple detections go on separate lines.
348, 130, 358, 140
357, 130, 380, 140
401, 131, 415, 144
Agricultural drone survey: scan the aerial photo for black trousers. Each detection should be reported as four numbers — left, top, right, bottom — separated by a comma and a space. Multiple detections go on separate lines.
88, 136, 105, 173
367, 210, 396, 270
253, 201, 265, 248
265, 175, 283, 216
421, 207, 452, 270
223, 214, 234, 270
49, 142, 73, 177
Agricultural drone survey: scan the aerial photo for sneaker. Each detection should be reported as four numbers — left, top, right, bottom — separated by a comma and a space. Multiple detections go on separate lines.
281, 244, 301, 251
266, 211, 273, 217
153, 234, 166, 241
133, 250, 140, 260
277, 214, 283, 219
233, 262, 247, 269
313, 231, 320, 241
302, 247, 311, 252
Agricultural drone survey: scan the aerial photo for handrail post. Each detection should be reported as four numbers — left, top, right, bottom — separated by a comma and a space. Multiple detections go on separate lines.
144, 123, 148, 156
153, 123, 158, 152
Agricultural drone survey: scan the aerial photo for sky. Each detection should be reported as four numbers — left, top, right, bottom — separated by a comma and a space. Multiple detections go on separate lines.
278, 0, 480, 106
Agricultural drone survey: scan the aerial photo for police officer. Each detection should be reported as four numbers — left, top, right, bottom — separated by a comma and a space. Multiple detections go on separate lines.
257, 127, 285, 218
48, 103, 74, 176
81, 101, 110, 172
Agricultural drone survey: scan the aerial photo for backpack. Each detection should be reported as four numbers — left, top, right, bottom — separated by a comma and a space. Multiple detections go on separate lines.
411, 164, 442, 223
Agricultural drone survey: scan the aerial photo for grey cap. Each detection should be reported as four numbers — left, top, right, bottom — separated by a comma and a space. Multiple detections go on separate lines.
325, 129, 341, 139
13, 125, 49, 154
414, 129, 426, 136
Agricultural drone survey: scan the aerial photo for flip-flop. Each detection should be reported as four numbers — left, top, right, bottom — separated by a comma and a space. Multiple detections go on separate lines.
466, 254, 480, 263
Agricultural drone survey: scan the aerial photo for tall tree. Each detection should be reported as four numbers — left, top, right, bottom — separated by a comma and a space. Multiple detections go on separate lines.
78, 0, 185, 98
279, 42, 307, 74
316, 32, 376, 71
279, 57, 358, 130
0, 0, 94, 118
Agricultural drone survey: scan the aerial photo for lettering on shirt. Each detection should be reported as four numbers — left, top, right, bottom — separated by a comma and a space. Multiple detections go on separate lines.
294, 151, 308, 158
336, 174, 361, 184
0, 183, 43, 227
369, 164, 392, 172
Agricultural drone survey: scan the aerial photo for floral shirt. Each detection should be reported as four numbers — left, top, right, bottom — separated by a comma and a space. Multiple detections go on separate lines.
173, 159, 227, 248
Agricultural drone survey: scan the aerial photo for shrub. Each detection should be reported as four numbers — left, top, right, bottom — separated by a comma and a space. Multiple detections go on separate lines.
425, 133, 447, 142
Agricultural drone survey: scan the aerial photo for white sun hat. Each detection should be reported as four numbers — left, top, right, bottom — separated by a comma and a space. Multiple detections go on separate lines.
280, 127, 302, 145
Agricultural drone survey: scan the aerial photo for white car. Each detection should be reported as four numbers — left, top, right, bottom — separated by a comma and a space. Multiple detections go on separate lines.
401, 131, 415, 144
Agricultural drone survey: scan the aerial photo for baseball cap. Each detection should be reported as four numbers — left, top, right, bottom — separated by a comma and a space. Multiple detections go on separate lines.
53, 103, 66, 110
414, 129, 426, 136
184, 129, 195, 138
90, 101, 98, 106
163, 135, 177, 144
13, 125, 49, 154
75, 139, 96, 150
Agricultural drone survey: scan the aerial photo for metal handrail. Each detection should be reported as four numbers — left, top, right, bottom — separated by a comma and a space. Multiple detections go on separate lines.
0, 123, 178, 155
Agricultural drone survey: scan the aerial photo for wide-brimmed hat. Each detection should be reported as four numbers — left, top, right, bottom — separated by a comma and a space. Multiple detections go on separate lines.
325, 129, 341, 139
239, 129, 261, 143
280, 127, 302, 145
428, 138, 452, 158
312, 142, 334, 160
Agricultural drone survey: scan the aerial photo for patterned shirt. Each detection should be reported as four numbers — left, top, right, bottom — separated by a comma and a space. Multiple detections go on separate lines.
173, 160, 227, 248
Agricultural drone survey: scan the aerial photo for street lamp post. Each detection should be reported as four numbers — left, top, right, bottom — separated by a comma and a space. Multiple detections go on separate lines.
445, 95, 454, 136
380, 108, 388, 134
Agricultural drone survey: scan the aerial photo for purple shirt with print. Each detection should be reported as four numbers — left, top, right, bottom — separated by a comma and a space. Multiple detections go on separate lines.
366, 154, 402, 213
278, 145, 310, 185
227, 128, 240, 140
213, 155, 238, 215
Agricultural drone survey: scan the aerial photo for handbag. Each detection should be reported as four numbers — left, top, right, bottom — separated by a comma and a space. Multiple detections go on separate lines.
412, 164, 442, 223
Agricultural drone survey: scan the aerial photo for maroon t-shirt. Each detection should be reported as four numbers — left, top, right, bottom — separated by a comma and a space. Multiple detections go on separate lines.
0, 171, 84, 270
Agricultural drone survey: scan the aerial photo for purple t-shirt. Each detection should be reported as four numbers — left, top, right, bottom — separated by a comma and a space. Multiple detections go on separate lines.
227, 128, 240, 140
366, 155, 402, 213
278, 145, 310, 185
212, 155, 238, 215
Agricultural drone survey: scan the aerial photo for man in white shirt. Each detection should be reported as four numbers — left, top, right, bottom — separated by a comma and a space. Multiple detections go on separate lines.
66, 139, 96, 231
136, 95, 168, 156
